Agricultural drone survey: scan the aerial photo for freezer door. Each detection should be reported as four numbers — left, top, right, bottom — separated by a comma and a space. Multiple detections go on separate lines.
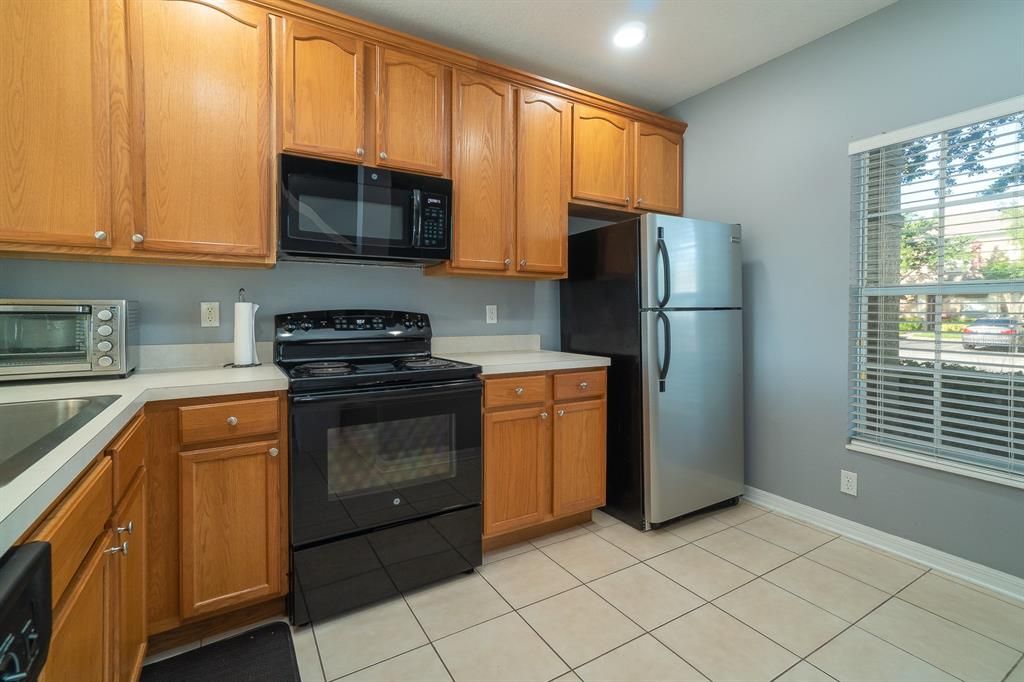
641, 309, 744, 524
640, 214, 742, 309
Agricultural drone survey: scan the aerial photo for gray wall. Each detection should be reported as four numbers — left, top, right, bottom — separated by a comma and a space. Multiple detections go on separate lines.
664, 0, 1024, 577
0, 258, 560, 348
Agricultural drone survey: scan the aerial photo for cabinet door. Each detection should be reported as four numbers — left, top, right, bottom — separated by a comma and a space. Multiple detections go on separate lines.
180, 440, 282, 618
0, 0, 113, 250
450, 70, 513, 271
572, 104, 632, 207
41, 531, 114, 682
279, 18, 365, 162
127, 0, 271, 258
375, 47, 448, 176
552, 399, 606, 517
634, 122, 682, 215
483, 406, 551, 536
516, 89, 571, 275
114, 471, 147, 682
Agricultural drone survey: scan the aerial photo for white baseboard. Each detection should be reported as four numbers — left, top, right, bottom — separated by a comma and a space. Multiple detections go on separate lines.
743, 486, 1024, 603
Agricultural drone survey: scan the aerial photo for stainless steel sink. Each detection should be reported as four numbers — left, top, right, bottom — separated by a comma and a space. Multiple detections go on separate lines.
0, 394, 120, 486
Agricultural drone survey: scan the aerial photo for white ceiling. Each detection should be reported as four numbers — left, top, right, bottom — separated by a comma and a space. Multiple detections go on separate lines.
318, 0, 895, 111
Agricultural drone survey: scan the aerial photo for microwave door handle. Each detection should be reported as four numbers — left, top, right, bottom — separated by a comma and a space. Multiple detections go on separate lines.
411, 188, 423, 247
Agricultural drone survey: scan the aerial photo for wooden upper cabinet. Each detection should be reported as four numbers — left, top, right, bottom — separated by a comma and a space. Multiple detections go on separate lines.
375, 47, 449, 176
450, 70, 513, 271
552, 399, 606, 517
483, 407, 550, 536
127, 0, 271, 258
279, 18, 365, 162
0, 0, 114, 251
572, 104, 632, 208
179, 439, 283, 619
516, 89, 571, 275
634, 122, 683, 215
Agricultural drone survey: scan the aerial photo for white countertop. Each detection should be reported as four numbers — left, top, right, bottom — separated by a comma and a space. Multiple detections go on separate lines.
0, 365, 287, 550
437, 349, 610, 375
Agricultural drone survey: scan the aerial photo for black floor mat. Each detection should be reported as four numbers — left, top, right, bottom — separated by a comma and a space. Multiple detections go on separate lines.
141, 622, 300, 682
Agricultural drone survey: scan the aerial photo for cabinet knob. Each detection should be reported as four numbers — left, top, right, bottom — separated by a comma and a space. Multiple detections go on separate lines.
268, 447, 279, 457
132, 233, 145, 243
519, 259, 527, 267
540, 411, 549, 419
105, 541, 128, 556
356, 147, 365, 157
379, 151, 388, 160
514, 387, 524, 395
579, 381, 589, 390
625, 195, 631, 204
637, 198, 644, 204
94, 230, 107, 241
226, 416, 239, 426
116, 521, 134, 535
504, 258, 511, 266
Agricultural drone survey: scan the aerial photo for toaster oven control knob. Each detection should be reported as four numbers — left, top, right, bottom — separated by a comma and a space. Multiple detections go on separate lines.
97, 324, 113, 336
97, 340, 113, 352
299, 321, 313, 331
97, 355, 114, 367
96, 309, 113, 321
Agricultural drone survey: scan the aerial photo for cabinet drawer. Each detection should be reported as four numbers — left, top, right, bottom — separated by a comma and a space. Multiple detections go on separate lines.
106, 411, 147, 504
484, 374, 547, 408
31, 458, 113, 606
179, 397, 280, 445
553, 370, 606, 401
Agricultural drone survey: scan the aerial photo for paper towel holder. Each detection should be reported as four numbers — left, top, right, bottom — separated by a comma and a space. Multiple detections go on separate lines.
225, 288, 263, 369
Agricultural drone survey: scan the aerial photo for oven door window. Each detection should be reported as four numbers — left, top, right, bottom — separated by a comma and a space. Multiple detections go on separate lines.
290, 382, 482, 546
0, 311, 91, 372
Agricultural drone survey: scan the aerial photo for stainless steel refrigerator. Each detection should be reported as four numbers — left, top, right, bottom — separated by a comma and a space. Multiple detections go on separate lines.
561, 214, 743, 529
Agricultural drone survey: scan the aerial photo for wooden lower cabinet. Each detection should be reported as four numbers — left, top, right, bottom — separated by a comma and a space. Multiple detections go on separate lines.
41, 530, 115, 682
179, 439, 283, 618
483, 407, 550, 535
114, 471, 148, 682
482, 369, 608, 542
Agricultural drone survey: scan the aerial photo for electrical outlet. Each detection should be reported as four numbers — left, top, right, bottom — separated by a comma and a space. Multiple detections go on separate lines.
485, 304, 498, 324
200, 302, 220, 328
840, 469, 858, 496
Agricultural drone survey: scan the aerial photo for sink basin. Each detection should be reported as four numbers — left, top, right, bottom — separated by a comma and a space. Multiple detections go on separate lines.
0, 394, 120, 486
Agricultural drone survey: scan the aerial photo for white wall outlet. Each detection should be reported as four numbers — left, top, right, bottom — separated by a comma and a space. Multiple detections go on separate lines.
840, 469, 858, 496
200, 302, 220, 328
485, 304, 498, 324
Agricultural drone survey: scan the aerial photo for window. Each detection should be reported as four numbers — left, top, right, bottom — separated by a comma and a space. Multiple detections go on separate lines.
849, 99, 1024, 485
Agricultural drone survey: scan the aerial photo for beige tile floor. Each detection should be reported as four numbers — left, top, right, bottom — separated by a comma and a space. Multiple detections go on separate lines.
162, 502, 1024, 682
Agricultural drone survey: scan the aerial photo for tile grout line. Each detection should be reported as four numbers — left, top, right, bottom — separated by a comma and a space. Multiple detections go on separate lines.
301, 621, 330, 682
1001, 652, 1024, 682
399, 591, 457, 682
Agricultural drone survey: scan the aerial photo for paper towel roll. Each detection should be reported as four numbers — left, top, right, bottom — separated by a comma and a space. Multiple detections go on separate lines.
233, 302, 259, 366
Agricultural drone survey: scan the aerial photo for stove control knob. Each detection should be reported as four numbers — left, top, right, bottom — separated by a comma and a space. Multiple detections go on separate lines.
300, 321, 313, 331
404, 321, 413, 329
416, 320, 425, 329
283, 322, 297, 333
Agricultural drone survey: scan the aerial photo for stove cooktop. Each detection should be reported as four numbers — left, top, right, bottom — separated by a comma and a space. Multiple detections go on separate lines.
283, 355, 479, 392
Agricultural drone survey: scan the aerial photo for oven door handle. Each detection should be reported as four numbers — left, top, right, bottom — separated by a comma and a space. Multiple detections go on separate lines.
291, 378, 481, 403
411, 188, 423, 247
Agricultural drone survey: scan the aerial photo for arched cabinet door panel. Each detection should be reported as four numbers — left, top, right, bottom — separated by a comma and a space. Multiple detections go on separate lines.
634, 122, 683, 215
375, 47, 449, 176
572, 103, 632, 207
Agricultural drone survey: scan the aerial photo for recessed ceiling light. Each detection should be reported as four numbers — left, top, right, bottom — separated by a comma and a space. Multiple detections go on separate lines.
613, 21, 646, 49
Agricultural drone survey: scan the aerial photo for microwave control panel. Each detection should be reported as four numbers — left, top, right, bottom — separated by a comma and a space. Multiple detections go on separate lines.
420, 194, 448, 249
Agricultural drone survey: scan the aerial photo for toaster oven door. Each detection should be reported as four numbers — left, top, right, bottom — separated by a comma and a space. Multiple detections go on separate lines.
0, 304, 93, 376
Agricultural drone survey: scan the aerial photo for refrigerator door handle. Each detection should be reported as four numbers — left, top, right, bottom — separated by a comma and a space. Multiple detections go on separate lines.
656, 311, 671, 392
656, 228, 671, 308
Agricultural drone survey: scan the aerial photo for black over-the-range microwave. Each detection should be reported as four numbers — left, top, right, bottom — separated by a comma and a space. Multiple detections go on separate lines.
278, 153, 452, 264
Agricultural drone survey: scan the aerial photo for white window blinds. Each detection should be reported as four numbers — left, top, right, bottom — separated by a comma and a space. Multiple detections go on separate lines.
849, 102, 1024, 480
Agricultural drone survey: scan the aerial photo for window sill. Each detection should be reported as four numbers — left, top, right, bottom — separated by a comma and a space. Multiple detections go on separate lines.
846, 441, 1024, 491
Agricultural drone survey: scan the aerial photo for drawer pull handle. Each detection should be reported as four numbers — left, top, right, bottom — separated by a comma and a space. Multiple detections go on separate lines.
540, 411, 549, 419
226, 416, 239, 426
116, 521, 134, 535
268, 447, 279, 457
105, 541, 128, 556
557, 409, 565, 417
579, 381, 589, 390
514, 387, 524, 395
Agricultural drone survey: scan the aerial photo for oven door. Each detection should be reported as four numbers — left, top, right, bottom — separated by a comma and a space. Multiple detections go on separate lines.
0, 304, 93, 377
289, 378, 481, 547
279, 153, 451, 261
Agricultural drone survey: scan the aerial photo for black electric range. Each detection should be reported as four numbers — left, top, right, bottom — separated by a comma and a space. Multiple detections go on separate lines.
276, 310, 483, 626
